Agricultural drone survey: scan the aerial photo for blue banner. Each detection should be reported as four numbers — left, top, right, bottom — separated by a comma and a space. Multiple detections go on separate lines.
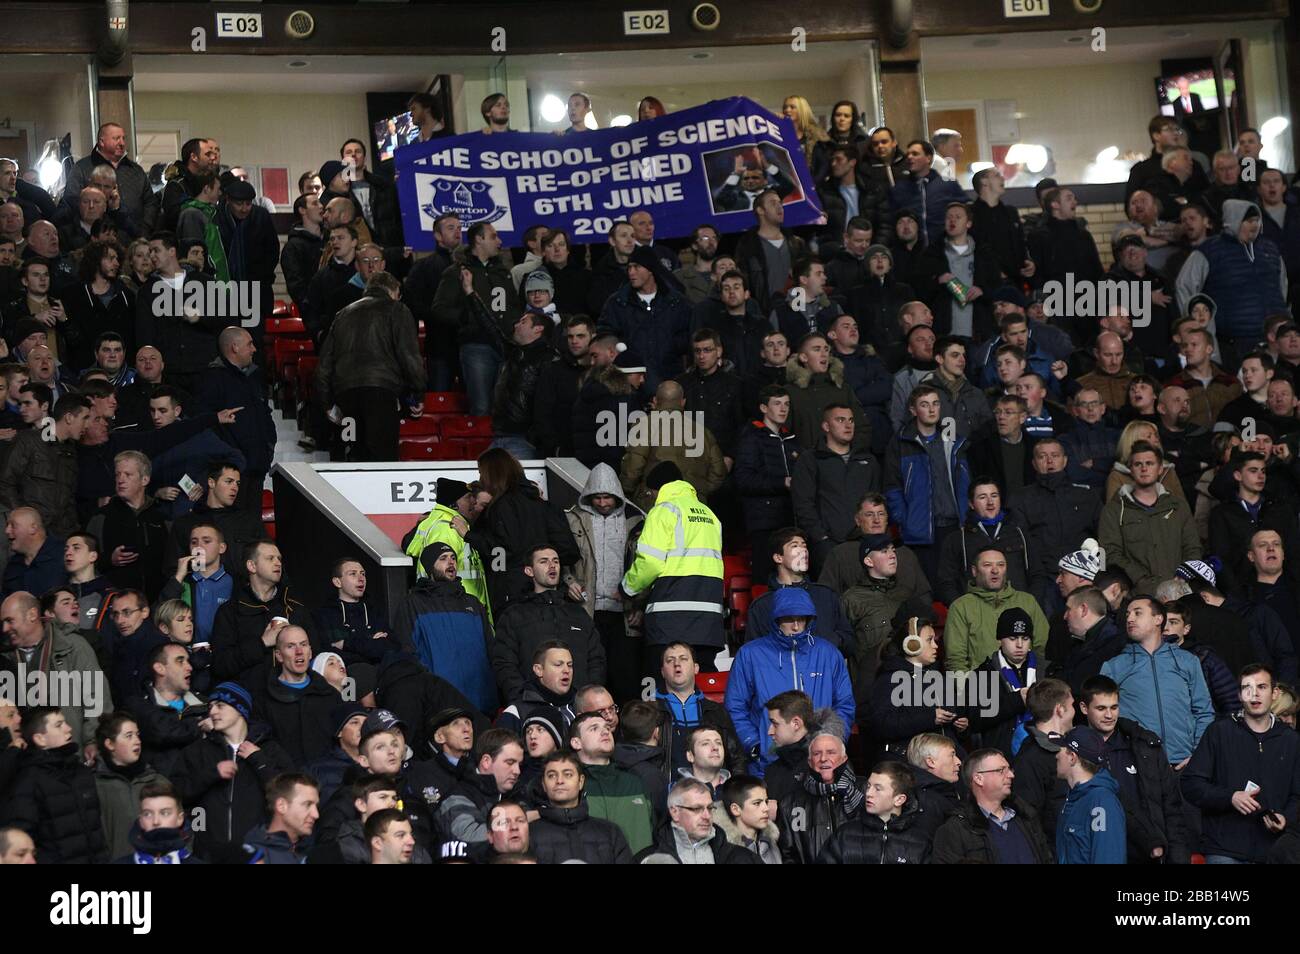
394, 96, 823, 250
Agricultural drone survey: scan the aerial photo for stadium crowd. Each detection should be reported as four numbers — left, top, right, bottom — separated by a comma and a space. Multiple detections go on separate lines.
1, 88, 1300, 865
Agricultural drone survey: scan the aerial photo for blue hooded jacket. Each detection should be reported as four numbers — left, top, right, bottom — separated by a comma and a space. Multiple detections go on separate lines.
1056, 768, 1127, 864
723, 587, 855, 776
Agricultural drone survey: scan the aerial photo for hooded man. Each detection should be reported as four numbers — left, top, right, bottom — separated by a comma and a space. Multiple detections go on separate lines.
563, 462, 644, 705
723, 587, 855, 775
1177, 199, 1288, 360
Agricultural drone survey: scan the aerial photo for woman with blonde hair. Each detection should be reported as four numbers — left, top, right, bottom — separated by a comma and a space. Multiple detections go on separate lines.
1104, 420, 1186, 502
122, 238, 153, 292
1271, 684, 1298, 729
782, 95, 829, 173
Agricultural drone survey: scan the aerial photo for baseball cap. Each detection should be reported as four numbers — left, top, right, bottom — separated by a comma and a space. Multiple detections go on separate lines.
1059, 726, 1107, 764
360, 708, 407, 744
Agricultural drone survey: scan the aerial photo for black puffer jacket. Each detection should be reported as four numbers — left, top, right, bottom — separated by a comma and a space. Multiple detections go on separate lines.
466, 481, 580, 615
732, 419, 799, 532
170, 723, 294, 856
909, 764, 965, 843
280, 226, 325, 309
817, 170, 890, 249
372, 653, 491, 758
867, 654, 970, 756
529, 800, 633, 864
192, 357, 278, 475
1011, 724, 1069, 843
495, 337, 557, 437
777, 764, 862, 864
1007, 471, 1102, 590
1, 742, 109, 864
208, 582, 319, 685
126, 687, 209, 778
689, 298, 770, 383
931, 794, 1055, 864
317, 289, 426, 404
134, 267, 236, 375
532, 351, 586, 457
790, 438, 882, 547
572, 367, 639, 471
816, 797, 932, 864
491, 588, 605, 703
935, 511, 1036, 606
85, 494, 171, 603
1102, 717, 1192, 864
251, 668, 343, 768
762, 737, 810, 806
675, 365, 748, 457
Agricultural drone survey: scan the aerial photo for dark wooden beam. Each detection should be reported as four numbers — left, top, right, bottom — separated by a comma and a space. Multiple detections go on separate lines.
0, 0, 1286, 56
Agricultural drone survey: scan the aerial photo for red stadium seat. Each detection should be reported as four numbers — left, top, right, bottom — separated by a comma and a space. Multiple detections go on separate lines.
727, 575, 751, 597
723, 554, 749, 581
696, 671, 728, 702
728, 589, 752, 636
750, 583, 768, 599
425, 391, 468, 414
261, 490, 274, 524
265, 316, 306, 336
399, 415, 441, 437
264, 521, 276, 540
441, 415, 493, 439
400, 435, 467, 461
1191, 853, 1206, 864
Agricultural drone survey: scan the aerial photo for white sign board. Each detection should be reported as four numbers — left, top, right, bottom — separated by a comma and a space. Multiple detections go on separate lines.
1003, 0, 1049, 16
215, 12, 264, 37
319, 465, 550, 515
623, 10, 670, 35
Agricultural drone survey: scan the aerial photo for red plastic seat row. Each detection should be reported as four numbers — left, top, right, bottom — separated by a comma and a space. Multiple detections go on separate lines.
398, 436, 493, 462
399, 414, 493, 440
696, 671, 729, 703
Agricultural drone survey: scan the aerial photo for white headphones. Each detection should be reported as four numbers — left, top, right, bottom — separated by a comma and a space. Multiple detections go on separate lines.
902, 617, 925, 657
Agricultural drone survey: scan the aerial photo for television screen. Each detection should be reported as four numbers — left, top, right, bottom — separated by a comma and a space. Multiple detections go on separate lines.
373, 111, 421, 163
1155, 57, 1219, 117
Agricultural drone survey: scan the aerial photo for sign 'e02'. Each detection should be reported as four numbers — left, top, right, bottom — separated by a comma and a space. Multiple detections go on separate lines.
623, 10, 670, 35
1004, 0, 1050, 16
215, 12, 264, 37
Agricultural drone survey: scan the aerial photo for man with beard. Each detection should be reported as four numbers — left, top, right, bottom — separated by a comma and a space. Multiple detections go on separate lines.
673, 224, 721, 305
391, 542, 497, 715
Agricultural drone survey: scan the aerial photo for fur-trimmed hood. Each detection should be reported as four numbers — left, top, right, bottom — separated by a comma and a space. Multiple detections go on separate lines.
709, 800, 781, 849
783, 353, 846, 389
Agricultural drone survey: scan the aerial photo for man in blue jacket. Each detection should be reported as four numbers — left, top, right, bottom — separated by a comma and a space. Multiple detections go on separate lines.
889, 140, 967, 248
884, 384, 972, 585
723, 587, 854, 776
1055, 725, 1127, 864
1101, 596, 1214, 767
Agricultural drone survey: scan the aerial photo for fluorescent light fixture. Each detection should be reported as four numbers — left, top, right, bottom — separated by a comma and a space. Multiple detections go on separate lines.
539, 94, 566, 124
610, 114, 633, 127
1261, 116, 1289, 140
1005, 143, 1048, 173
968, 161, 994, 173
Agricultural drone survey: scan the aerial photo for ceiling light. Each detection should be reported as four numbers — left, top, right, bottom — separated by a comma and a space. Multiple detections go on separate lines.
287, 60, 310, 69
610, 115, 633, 127
1095, 145, 1119, 163
584, 112, 599, 130
539, 94, 565, 123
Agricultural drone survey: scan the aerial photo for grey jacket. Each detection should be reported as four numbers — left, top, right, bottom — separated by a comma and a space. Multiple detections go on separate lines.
564, 463, 644, 618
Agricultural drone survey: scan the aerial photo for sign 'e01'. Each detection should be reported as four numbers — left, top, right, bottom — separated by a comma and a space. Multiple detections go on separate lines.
1004, 0, 1050, 16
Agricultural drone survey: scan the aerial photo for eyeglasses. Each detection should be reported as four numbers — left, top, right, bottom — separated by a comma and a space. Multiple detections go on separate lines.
673, 803, 711, 815
358, 257, 384, 265
596, 704, 620, 719
111, 607, 143, 618
976, 765, 1011, 776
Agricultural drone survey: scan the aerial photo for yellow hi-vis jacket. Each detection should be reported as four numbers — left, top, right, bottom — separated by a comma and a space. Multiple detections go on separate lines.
621, 480, 725, 648
405, 503, 492, 624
